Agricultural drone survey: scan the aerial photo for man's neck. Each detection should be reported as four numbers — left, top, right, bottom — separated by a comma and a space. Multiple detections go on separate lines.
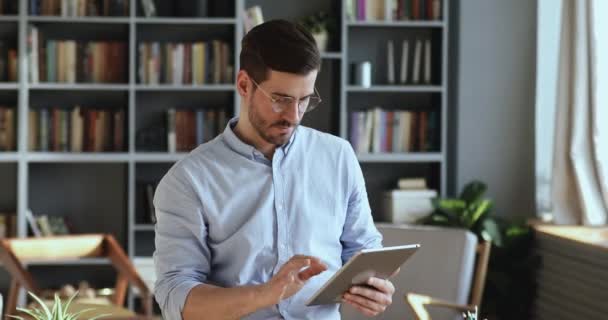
233, 119, 276, 160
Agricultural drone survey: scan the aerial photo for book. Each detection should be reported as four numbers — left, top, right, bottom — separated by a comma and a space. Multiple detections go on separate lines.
424, 39, 431, 83
399, 39, 409, 83
387, 40, 395, 84
397, 177, 427, 190
167, 108, 176, 153
140, 0, 156, 17
25, 209, 42, 237
412, 39, 422, 83
146, 183, 157, 224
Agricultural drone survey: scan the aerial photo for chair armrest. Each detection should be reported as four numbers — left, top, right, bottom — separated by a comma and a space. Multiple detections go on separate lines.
406, 293, 474, 320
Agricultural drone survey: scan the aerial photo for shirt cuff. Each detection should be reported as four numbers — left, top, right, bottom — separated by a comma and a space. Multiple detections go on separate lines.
162, 280, 201, 320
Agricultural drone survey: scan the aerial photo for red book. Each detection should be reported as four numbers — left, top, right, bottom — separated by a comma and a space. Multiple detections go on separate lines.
385, 111, 394, 152
412, 0, 419, 20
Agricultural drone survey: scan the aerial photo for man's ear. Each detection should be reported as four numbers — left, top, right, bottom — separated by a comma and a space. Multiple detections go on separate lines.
236, 70, 250, 98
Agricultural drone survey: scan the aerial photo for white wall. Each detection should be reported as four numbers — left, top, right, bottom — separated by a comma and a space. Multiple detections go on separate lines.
449, 0, 537, 218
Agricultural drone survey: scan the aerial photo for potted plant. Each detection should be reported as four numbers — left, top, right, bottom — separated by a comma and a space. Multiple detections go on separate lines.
299, 11, 332, 52
418, 180, 539, 320
9, 291, 108, 320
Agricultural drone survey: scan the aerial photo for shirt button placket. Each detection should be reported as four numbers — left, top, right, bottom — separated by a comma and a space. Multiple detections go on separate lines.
274, 153, 288, 266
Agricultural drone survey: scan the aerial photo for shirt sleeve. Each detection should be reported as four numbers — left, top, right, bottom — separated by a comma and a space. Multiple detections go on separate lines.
153, 163, 211, 320
340, 142, 383, 263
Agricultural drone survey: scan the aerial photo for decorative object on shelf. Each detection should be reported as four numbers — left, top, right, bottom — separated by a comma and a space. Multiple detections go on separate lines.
353, 61, 372, 87
418, 180, 539, 319
299, 11, 333, 52
10, 291, 109, 320
243, 5, 264, 33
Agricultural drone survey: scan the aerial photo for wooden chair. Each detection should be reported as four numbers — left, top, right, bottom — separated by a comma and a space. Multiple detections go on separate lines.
0, 234, 153, 319
406, 241, 492, 320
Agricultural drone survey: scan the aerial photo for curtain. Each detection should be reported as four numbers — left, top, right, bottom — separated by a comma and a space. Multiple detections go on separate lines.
535, 0, 608, 225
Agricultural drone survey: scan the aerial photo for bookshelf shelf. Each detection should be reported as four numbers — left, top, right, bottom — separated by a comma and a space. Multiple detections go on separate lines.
25, 258, 111, 266
134, 84, 234, 92
135, 17, 237, 25
357, 152, 443, 163
27, 16, 131, 24
134, 224, 155, 231
0, 16, 18, 22
27, 153, 131, 163
134, 153, 188, 162
321, 52, 342, 59
0, 153, 18, 162
0, 83, 18, 90
29, 83, 130, 91
346, 85, 443, 92
347, 20, 444, 28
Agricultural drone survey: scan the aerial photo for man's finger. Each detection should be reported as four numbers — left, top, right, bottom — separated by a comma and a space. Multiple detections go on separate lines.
343, 293, 384, 315
343, 298, 378, 317
365, 277, 395, 294
298, 261, 327, 281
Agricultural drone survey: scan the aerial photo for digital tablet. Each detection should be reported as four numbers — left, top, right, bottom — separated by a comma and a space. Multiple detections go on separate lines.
305, 244, 420, 306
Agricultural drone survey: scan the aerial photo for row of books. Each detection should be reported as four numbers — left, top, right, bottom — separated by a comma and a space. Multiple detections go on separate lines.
347, 0, 441, 21
0, 41, 18, 82
349, 108, 438, 153
0, 212, 16, 238
386, 38, 433, 84
29, 0, 129, 16
25, 209, 71, 237
166, 108, 227, 153
0, 107, 15, 151
138, 41, 233, 85
28, 25, 127, 83
0, 0, 18, 14
28, 107, 125, 152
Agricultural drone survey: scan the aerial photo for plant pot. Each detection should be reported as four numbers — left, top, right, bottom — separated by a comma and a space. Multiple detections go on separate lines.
312, 30, 328, 52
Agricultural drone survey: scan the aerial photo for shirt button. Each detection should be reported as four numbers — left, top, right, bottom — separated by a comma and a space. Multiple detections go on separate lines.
278, 204, 283, 210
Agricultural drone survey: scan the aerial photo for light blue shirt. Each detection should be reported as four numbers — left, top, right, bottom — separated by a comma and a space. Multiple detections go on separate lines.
153, 117, 382, 320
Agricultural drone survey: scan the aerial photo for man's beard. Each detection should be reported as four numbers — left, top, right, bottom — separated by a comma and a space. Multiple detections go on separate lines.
248, 98, 298, 146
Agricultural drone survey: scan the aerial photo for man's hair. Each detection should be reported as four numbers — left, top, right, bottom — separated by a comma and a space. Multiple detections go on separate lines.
240, 19, 321, 84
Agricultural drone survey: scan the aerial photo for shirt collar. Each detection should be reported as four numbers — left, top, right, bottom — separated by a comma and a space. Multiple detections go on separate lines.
222, 117, 297, 160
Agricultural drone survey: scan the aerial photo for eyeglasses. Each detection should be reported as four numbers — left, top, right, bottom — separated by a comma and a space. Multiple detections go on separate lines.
250, 78, 322, 114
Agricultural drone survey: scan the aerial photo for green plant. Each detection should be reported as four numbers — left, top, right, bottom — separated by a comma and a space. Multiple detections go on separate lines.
299, 11, 332, 34
9, 291, 109, 320
417, 180, 502, 246
418, 180, 539, 320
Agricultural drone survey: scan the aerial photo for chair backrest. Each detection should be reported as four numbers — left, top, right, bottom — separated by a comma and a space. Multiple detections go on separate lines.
341, 224, 479, 320
0, 234, 152, 317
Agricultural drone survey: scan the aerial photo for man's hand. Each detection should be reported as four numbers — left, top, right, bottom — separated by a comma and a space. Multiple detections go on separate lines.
263, 255, 327, 304
342, 268, 400, 317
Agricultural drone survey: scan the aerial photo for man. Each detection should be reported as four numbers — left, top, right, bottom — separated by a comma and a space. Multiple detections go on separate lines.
154, 20, 396, 320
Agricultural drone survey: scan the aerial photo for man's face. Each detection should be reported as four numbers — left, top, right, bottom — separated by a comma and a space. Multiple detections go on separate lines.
247, 69, 318, 146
